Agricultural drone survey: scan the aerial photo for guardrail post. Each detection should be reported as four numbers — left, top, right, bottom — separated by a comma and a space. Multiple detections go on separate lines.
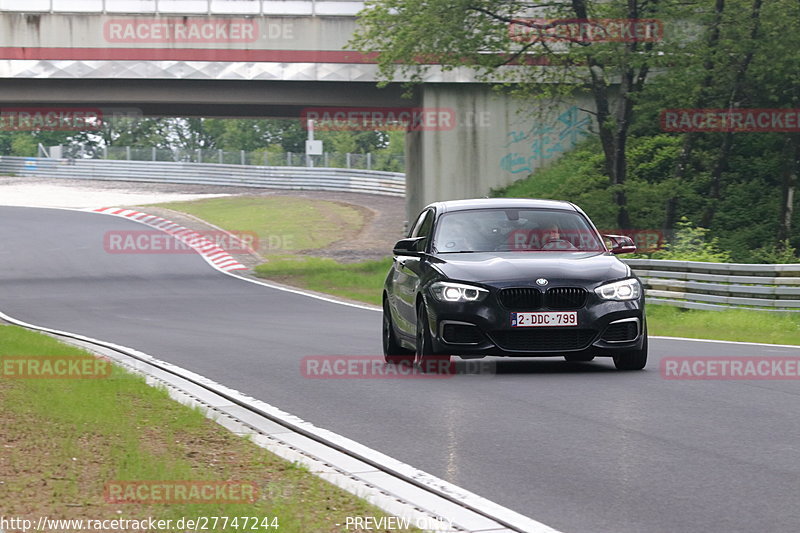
218, 149, 223, 164
197, 149, 202, 163
287, 152, 292, 166
126, 146, 131, 161
264, 152, 269, 166
367, 153, 372, 170
241, 150, 246, 165
102, 146, 107, 159
346, 153, 351, 169
152, 147, 156, 161
324, 152, 329, 167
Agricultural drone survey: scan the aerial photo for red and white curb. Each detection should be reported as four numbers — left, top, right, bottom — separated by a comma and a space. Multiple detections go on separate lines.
90, 207, 249, 272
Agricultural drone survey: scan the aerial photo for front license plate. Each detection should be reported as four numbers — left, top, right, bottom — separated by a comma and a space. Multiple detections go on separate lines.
511, 311, 578, 327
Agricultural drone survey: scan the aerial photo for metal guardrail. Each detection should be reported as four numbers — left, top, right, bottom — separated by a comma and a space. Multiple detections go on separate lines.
53, 145, 405, 172
0, 156, 405, 197
624, 258, 800, 312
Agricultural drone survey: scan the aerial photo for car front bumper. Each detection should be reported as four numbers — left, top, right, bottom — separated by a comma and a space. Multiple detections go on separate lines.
425, 294, 646, 358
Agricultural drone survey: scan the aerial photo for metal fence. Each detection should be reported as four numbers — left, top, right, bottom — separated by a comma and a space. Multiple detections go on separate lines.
0, 156, 405, 197
624, 259, 800, 312
53, 145, 405, 172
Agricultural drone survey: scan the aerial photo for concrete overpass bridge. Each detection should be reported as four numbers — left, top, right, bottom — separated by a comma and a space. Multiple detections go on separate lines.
0, 0, 594, 219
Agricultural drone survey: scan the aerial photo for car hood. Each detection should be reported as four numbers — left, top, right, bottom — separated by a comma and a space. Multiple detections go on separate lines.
430, 251, 630, 285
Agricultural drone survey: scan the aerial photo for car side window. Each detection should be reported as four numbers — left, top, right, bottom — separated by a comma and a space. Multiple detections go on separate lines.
412, 210, 435, 251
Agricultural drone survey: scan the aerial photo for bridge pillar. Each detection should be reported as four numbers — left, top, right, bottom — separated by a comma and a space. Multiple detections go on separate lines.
404, 84, 594, 222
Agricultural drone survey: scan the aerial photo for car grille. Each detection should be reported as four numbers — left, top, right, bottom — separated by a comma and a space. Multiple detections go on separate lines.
498, 287, 587, 310
442, 323, 483, 344
601, 321, 639, 342
489, 329, 596, 352
545, 287, 588, 309
498, 288, 542, 309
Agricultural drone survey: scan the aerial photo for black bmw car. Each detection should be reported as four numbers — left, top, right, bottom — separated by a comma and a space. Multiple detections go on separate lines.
382, 198, 647, 370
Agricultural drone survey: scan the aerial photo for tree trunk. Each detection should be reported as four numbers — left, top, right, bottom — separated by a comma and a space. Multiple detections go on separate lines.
701, 131, 732, 228
778, 133, 800, 244
668, 0, 726, 229
572, 0, 639, 229
701, 0, 762, 229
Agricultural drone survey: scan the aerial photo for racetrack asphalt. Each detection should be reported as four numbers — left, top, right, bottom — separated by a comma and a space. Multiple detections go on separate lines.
1, 206, 799, 533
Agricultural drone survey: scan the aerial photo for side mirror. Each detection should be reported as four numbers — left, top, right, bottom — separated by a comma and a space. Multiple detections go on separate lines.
393, 237, 426, 256
603, 234, 636, 255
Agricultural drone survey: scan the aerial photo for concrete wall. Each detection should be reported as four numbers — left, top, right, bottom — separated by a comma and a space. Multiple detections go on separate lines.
0, 13, 354, 51
404, 84, 595, 221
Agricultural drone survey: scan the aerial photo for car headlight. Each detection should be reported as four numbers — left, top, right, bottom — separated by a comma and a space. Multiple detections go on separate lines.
594, 278, 641, 301
430, 281, 489, 303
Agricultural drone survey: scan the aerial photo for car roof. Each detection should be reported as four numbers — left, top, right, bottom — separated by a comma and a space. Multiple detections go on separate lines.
426, 198, 578, 214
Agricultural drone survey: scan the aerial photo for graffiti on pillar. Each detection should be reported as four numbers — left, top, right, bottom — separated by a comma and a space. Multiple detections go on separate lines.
499, 106, 592, 175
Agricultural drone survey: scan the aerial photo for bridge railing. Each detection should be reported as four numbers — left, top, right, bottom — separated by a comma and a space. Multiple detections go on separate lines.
623, 258, 800, 312
0, 0, 364, 15
0, 155, 405, 197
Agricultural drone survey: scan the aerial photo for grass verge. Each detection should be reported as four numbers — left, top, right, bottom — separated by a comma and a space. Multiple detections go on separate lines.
254, 255, 391, 306
0, 324, 416, 532
646, 305, 800, 345
152, 196, 366, 255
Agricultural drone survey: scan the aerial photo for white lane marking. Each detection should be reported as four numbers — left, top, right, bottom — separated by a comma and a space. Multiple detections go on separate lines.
650, 336, 800, 349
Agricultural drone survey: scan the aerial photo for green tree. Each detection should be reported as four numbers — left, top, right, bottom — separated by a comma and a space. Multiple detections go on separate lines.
351, 0, 684, 228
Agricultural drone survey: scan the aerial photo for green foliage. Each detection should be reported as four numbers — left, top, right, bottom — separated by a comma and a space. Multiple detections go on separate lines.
494, 133, 799, 264
649, 218, 732, 262
0, 116, 395, 157
354, 0, 800, 264
494, 135, 688, 231
10, 135, 37, 156
749, 241, 800, 264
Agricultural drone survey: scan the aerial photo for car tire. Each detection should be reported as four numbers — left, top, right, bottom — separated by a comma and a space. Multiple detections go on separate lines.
383, 298, 414, 365
613, 328, 648, 370
415, 304, 451, 372
564, 354, 595, 362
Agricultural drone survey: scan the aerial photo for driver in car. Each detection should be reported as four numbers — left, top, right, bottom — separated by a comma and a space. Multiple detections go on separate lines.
541, 223, 578, 250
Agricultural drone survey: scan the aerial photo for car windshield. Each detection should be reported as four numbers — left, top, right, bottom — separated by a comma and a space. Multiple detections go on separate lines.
432, 208, 604, 253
